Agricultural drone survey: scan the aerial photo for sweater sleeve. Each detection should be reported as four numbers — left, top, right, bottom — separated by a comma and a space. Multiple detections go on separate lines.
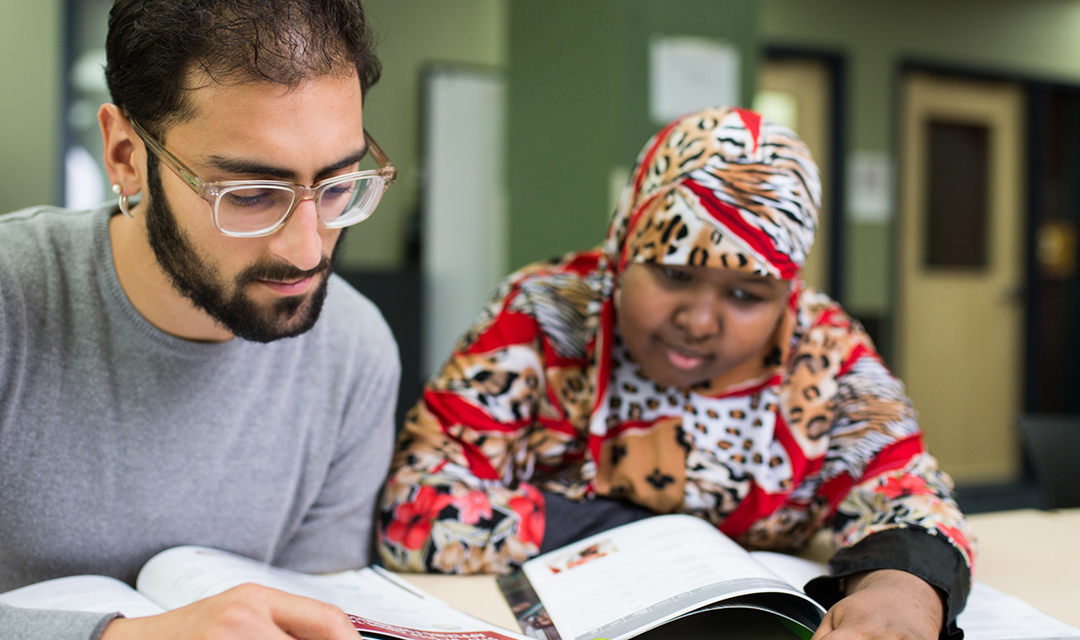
377, 282, 560, 574
0, 604, 119, 640
0, 257, 24, 419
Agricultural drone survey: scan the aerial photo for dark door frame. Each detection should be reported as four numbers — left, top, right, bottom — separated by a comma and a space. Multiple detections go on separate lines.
896, 59, 1080, 418
762, 46, 849, 307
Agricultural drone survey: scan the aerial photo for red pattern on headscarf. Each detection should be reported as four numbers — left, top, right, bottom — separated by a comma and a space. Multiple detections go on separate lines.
733, 108, 762, 154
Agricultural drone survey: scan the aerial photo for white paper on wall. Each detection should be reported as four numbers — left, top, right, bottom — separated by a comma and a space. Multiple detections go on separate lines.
847, 150, 895, 224
649, 37, 741, 125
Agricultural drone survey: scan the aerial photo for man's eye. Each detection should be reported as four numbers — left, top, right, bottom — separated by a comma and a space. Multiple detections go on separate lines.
227, 193, 269, 207
223, 188, 286, 211
322, 183, 356, 201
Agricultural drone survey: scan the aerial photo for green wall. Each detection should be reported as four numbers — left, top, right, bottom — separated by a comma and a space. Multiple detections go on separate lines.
0, 0, 63, 214
763, 0, 1080, 316
507, 0, 760, 271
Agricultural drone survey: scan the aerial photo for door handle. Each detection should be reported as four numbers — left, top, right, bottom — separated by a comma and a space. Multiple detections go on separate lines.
1000, 285, 1026, 306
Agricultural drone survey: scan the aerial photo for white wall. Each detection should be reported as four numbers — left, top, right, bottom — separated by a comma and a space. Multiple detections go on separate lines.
341, 0, 508, 270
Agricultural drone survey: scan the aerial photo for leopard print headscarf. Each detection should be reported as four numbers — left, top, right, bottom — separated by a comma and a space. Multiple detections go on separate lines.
603, 107, 821, 281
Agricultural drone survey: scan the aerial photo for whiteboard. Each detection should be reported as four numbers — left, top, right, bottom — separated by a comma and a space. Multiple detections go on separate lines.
421, 66, 507, 377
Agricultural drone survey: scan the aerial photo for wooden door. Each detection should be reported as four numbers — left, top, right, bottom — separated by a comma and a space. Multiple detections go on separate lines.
898, 73, 1026, 483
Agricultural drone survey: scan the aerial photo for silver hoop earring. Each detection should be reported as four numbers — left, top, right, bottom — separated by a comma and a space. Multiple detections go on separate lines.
112, 184, 134, 219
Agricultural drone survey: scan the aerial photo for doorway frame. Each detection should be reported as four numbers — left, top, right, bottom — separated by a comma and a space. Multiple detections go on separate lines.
763, 45, 849, 307
894, 60, 1080, 419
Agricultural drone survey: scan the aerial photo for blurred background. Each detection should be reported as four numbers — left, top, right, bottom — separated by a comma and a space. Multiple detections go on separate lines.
3, 0, 1079, 511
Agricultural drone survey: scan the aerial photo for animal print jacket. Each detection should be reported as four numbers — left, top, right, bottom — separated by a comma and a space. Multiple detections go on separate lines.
377, 251, 974, 615
378, 108, 975, 637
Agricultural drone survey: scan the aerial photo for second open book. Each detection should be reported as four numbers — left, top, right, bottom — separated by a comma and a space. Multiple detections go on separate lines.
0, 545, 529, 640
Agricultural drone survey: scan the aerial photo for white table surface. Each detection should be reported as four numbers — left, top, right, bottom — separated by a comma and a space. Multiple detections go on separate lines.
965, 508, 1080, 627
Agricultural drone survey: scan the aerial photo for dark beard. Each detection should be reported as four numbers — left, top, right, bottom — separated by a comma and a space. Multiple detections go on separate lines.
143, 161, 344, 343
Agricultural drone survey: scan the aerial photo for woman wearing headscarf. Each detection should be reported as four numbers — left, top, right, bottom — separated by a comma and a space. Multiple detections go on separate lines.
377, 107, 974, 640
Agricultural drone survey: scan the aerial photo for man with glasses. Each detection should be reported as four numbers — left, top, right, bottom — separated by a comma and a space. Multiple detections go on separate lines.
0, 1, 398, 639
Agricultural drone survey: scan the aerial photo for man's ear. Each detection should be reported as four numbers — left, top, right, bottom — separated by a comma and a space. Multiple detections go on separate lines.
98, 104, 143, 196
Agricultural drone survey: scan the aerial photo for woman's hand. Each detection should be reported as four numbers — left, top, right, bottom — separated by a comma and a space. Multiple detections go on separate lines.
811, 569, 944, 640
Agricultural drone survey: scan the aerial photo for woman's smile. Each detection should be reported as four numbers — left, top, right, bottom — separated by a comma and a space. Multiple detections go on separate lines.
659, 341, 712, 371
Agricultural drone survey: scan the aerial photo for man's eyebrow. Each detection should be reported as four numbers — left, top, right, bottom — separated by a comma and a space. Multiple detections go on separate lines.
318, 146, 369, 176
203, 146, 369, 182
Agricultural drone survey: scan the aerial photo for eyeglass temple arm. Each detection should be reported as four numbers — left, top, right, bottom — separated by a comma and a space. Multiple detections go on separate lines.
363, 130, 397, 186
129, 119, 204, 194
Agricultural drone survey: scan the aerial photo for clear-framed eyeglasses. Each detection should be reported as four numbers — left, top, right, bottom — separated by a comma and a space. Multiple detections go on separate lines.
129, 118, 397, 238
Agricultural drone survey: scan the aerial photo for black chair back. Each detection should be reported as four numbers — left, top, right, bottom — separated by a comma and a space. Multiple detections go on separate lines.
1018, 414, 1080, 509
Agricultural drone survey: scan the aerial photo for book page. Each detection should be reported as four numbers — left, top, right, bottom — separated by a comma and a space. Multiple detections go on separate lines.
0, 575, 165, 618
749, 552, 827, 592
521, 515, 811, 640
136, 546, 529, 640
958, 582, 1080, 640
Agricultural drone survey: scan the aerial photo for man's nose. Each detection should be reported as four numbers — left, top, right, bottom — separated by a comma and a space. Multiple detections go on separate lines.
268, 198, 324, 272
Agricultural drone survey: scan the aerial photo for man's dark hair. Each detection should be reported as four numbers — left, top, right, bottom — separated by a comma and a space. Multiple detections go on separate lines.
105, 0, 380, 138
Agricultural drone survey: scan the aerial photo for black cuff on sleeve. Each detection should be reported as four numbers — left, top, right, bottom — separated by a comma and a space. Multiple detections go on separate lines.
539, 491, 655, 553
803, 528, 971, 640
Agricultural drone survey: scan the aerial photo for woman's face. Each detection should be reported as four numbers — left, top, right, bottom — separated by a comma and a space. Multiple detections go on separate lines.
615, 263, 790, 389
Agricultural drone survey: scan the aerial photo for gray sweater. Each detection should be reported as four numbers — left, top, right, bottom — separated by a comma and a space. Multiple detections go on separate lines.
0, 205, 399, 638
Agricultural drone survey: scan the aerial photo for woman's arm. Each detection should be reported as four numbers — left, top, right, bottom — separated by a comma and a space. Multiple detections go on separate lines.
376, 267, 597, 574
377, 259, 611, 574
377, 343, 551, 574
803, 350, 975, 640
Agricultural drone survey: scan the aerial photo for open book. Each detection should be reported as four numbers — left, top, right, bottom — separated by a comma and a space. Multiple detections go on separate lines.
498, 514, 826, 640
497, 514, 1080, 640
0, 546, 530, 640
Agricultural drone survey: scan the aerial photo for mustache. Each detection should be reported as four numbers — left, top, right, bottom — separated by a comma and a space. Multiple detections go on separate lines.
234, 227, 347, 289
236, 256, 332, 286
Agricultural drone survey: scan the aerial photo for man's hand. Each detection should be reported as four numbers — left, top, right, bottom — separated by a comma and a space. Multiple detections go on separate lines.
811, 569, 944, 640
99, 583, 359, 640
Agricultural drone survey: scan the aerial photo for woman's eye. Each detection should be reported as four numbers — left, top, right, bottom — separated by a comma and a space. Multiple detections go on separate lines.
731, 288, 762, 302
660, 267, 692, 282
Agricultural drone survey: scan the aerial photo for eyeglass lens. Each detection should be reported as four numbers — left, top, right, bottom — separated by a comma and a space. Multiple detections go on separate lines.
215, 176, 386, 235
